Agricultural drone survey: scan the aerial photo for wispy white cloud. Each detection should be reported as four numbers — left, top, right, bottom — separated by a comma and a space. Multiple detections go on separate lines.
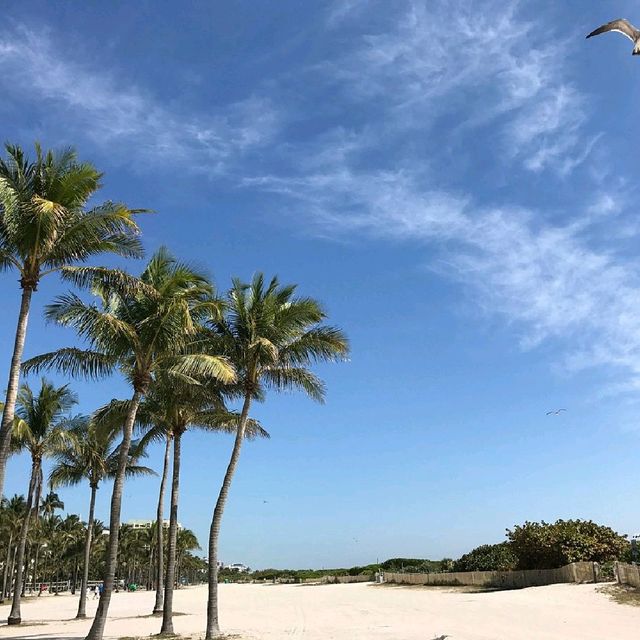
0, 26, 279, 172
251, 164, 640, 388
326, 0, 371, 26
328, 0, 595, 175
241, 1, 640, 388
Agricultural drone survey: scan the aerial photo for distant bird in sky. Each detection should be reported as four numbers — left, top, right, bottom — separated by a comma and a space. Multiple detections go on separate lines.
587, 19, 640, 55
546, 409, 567, 416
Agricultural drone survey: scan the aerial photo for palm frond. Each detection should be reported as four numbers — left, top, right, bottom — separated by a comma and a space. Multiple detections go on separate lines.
22, 348, 117, 379
165, 353, 236, 384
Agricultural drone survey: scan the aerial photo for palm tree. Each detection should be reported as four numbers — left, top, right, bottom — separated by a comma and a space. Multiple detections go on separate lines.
40, 492, 64, 520
23, 247, 235, 640
0, 143, 145, 499
7, 379, 76, 624
29, 491, 64, 593
130, 375, 268, 634
95, 400, 172, 615
49, 417, 154, 618
175, 528, 200, 587
204, 274, 349, 639
0, 495, 27, 601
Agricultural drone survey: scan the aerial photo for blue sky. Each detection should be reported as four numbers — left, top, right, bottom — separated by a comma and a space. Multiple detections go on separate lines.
2, 0, 640, 569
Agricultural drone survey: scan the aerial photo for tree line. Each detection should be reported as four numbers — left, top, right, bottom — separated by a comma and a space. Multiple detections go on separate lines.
0, 492, 206, 600
0, 142, 349, 639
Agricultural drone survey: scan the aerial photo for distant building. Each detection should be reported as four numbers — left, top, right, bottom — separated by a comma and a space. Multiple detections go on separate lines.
227, 563, 250, 573
126, 519, 182, 530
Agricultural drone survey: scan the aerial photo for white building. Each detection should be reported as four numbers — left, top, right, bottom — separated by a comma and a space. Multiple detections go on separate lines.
227, 563, 250, 573
126, 519, 182, 530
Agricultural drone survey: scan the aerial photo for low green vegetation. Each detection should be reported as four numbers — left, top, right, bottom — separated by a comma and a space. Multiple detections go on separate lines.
507, 519, 630, 570
453, 543, 517, 572
228, 518, 631, 582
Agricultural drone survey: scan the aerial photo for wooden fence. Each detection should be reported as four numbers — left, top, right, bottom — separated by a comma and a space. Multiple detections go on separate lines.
382, 561, 599, 589
615, 562, 640, 588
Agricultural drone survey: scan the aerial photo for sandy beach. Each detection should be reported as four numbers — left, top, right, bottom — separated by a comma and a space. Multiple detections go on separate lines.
0, 581, 638, 640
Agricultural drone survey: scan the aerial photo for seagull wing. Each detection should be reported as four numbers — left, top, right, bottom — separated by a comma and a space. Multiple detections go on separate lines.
546, 411, 553, 415
587, 19, 640, 42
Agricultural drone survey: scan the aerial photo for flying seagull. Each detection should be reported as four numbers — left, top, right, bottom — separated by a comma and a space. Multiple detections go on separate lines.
546, 409, 567, 416
586, 19, 640, 55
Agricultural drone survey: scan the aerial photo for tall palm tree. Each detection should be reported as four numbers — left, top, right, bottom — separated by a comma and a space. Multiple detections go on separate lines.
94, 400, 173, 615
23, 248, 235, 640
94, 367, 267, 632
0, 143, 145, 499
7, 379, 76, 624
134, 375, 268, 634
204, 274, 349, 639
49, 417, 154, 618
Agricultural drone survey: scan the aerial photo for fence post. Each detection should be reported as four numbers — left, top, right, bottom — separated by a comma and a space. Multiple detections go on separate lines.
570, 563, 578, 583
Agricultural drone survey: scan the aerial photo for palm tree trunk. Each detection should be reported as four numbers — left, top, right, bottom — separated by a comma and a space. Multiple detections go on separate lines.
205, 394, 251, 640
21, 543, 30, 596
72, 558, 78, 594
85, 389, 142, 640
0, 286, 34, 499
8, 458, 38, 625
161, 430, 182, 635
33, 544, 40, 594
153, 434, 171, 615
2, 532, 13, 601
8, 544, 17, 596
77, 484, 97, 618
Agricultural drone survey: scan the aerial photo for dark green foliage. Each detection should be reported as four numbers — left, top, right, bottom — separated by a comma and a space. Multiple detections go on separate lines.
379, 558, 446, 573
453, 543, 517, 572
507, 519, 629, 570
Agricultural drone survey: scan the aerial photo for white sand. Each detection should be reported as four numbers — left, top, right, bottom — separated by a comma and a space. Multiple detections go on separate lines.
0, 582, 637, 639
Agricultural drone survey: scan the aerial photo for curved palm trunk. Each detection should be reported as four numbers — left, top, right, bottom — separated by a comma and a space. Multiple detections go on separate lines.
8, 458, 38, 625
161, 430, 182, 635
205, 395, 251, 640
77, 484, 97, 618
0, 286, 34, 499
85, 389, 142, 640
153, 434, 171, 615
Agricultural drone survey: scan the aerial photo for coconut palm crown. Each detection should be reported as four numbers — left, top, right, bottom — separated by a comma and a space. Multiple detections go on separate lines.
0, 142, 145, 500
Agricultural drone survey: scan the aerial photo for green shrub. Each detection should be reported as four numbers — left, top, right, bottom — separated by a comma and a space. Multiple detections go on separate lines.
507, 519, 629, 570
453, 543, 517, 572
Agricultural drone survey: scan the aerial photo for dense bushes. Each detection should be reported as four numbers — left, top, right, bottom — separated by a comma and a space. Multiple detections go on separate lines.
380, 558, 447, 573
453, 543, 517, 572
507, 519, 630, 570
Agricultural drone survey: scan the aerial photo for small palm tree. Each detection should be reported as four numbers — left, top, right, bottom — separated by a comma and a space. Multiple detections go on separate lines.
23, 248, 235, 640
0, 143, 145, 499
40, 492, 64, 520
0, 495, 27, 601
49, 417, 153, 618
204, 274, 349, 639
7, 379, 76, 625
